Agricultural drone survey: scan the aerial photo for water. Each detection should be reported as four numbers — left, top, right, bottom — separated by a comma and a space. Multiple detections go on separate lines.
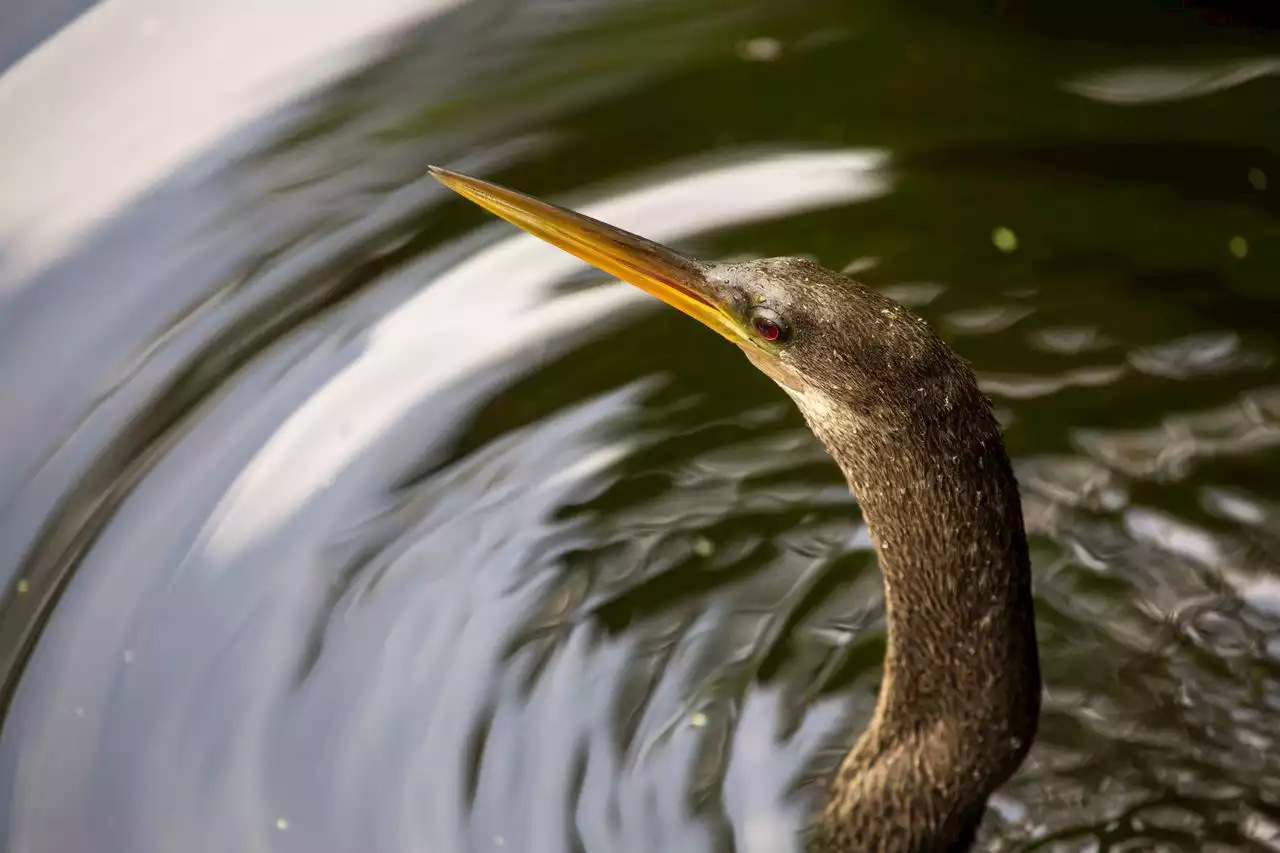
2, 1, 1280, 850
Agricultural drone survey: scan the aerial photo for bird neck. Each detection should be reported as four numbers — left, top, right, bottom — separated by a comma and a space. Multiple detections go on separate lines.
802, 397, 1041, 852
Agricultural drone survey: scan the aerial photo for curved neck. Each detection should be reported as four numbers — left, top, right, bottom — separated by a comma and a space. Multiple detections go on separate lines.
805, 399, 1041, 852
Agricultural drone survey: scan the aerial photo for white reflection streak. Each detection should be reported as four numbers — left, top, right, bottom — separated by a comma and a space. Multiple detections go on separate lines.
1064, 56, 1280, 105
203, 151, 890, 559
0, 0, 459, 288
1123, 507, 1225, 568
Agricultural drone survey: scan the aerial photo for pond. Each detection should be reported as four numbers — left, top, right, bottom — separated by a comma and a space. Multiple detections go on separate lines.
1, 1, 1279, 850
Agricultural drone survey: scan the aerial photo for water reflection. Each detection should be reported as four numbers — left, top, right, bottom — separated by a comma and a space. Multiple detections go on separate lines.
1129, 332, 1271, 380
0, 0, 450, 285
1065, 57, 1280, 105
1074, 386, 1280, 481
3, 0, 1280, 851
0, 149, 884, 852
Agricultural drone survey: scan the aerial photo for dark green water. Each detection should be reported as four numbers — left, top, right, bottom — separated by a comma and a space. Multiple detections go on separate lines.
2, 1, 1280, 850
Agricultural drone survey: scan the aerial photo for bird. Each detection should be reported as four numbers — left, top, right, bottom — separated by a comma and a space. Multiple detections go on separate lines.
427, 165, 1041, 853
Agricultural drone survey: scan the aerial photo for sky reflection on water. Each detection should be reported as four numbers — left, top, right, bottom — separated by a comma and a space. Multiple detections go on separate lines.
2, 1, 1280, 851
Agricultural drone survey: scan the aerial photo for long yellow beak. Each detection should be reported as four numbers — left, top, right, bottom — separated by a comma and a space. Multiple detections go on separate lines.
428, 166, 747, 344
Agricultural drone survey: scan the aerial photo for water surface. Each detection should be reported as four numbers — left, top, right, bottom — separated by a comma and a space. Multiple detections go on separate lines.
2, 1, 1280, 851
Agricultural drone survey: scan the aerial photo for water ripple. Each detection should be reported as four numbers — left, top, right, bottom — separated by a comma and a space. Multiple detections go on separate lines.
5, 3, 1280, 851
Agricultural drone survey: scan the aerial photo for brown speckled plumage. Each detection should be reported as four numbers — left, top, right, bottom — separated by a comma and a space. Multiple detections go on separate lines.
711, 259, 1041, 852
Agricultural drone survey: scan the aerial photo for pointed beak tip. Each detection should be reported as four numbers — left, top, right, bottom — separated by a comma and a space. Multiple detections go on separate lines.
428, 165, 470, 190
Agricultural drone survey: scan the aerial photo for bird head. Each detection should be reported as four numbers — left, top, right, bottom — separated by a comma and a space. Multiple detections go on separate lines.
428, 166, 973, 444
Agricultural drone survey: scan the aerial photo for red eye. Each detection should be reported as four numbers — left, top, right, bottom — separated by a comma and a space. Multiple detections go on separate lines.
751, 309, 787, 342
753, 317, 780, 340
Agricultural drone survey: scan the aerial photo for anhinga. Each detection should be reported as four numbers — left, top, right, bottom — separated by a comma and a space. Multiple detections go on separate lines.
429, 165, 1041, 853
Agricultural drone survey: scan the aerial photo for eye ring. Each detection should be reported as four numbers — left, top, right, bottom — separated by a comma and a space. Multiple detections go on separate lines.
750, 307, 790, 344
